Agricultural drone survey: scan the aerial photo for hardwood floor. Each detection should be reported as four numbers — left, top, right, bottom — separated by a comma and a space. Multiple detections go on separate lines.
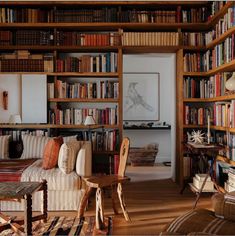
83, 178, 212, 235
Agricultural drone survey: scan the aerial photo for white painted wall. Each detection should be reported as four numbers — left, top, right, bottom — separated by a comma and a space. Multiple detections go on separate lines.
123, 54, 176, 180
0, 74, 21, 123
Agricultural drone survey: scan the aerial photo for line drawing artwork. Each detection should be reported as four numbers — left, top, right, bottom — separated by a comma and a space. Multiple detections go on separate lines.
123, 73, 160, 121
125, 82, 154, 112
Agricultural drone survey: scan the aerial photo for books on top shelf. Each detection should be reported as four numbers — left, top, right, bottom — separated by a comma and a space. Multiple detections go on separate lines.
49, 80, 119, 99
122, 32, 179, 46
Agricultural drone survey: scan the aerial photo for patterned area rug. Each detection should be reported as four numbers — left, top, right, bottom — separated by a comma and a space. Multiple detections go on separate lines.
1, 216, 112, 236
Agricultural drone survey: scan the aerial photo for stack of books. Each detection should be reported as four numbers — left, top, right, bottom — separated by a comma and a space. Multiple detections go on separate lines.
190, 173, 214, 192
225, 168, 235, 192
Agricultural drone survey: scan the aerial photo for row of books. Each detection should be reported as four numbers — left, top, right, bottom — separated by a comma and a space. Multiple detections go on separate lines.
210, 6, 235, 42
48, 107, 118, 125
183, 52, 210, 72
184, 106, 213, 125
213, 101, 235, 128
0, 129, 48, 141
56, 32, 120, 46
48, 80, 119, 99
0, 8, 53, 23
0, 58, 53, 72
0, 30, 54, 46
122, 32, 179, 46
182, 32, 207, 47
225, 168, 235, 192
54, 8, 118, 23
181, 7, 207, 23
0, 5, 221, 24
183, 73, 229, 98
56, 53, 117, 73
90, 129, 120, 152
212, 35, 235, 68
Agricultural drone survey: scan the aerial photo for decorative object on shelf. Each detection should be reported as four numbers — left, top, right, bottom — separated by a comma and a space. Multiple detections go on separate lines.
2, 91, 8, 110
225, 72, 235, 91
123, 72, 160, 121
84, 115, 96, 141
189, 130, 205, 144
9, 114, 22, 124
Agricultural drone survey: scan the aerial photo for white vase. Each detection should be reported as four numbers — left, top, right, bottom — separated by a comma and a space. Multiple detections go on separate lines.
225, 72, 235, 91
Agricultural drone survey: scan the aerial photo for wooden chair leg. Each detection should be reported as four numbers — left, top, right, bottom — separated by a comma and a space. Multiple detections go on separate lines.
111, 184, 119, 215
78, 186, 92, 218
117, 183, 131, 222
96, 187, 105, 230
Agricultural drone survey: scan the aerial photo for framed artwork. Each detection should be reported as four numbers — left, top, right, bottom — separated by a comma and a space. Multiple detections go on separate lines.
123, 72, 160, 121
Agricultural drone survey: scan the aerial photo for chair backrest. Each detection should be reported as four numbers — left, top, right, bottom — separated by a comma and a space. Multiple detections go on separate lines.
118, 137, 130, 177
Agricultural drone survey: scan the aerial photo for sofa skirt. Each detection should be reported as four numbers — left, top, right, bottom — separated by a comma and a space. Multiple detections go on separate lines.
0, 189, 85, 211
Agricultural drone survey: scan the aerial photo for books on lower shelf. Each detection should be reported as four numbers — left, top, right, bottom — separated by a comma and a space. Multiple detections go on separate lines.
49, 80, 119, 99
225, 168, 235, 192
48, 107, 118, 125
190, 174, 215, 192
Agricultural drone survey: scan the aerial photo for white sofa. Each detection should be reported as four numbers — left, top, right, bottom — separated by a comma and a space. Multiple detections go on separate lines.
0, 135, 92, 211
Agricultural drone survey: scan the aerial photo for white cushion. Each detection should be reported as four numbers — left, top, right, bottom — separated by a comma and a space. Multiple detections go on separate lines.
21, 134, 51, 159
62, 135, 77, 143
0, 135, 11, 159
76, 142, 92, 177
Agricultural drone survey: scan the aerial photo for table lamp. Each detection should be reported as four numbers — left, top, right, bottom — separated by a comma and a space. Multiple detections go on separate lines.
84, 115, 96, 142
9, 114, 22, 124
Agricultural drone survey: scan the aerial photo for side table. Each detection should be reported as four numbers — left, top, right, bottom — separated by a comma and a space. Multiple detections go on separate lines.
184, 142, 223, 209
0, 180, 47, 235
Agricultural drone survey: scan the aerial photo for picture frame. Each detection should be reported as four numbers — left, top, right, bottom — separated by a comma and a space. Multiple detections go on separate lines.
123, 72, 160, 121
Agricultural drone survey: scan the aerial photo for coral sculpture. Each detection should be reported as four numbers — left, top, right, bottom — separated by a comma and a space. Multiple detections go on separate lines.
189, 130, 205, 144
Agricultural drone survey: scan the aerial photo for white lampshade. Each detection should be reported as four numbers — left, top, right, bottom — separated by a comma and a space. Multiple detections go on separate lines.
84, 115, 95, 126
9, 114, 22, 124
225, 72, 235, 91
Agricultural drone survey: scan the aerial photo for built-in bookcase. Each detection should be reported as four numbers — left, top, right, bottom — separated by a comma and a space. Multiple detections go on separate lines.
0, 1, 235, 180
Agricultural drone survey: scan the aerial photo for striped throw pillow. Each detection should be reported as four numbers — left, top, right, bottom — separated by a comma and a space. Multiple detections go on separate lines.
0, 135, 11, 159
21, 134, 51, 159
58, 141, 83, 174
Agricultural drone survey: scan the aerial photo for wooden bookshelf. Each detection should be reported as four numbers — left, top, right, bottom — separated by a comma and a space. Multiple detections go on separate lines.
1, 0, 234, 183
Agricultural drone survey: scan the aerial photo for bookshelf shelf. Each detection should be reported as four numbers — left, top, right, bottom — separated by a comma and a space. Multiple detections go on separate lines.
49, 98, 119, 103
0, 124, 119, 129
184, 94, 235, 102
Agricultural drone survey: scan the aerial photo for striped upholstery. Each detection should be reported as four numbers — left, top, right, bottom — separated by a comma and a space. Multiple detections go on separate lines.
0, 135, 11, 159
58, 141, 84, 174
0, 189, 84, 211
163, 209, 235, 235
21, 159, 81, 191
21, 134, 51, 159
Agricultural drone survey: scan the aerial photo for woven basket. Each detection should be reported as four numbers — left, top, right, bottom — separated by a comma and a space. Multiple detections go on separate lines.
129, 147, 158, 166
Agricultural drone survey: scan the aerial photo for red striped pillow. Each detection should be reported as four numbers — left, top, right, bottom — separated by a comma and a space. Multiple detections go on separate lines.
42, 137, 63, 170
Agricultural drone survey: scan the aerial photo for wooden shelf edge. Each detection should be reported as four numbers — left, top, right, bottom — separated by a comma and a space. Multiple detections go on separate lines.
0, 124, 120, 129
184, 94, 235, 102
48, 98, 119, 103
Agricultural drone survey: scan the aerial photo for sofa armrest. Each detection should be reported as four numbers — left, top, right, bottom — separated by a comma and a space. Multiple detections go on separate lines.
76, 142, 92, 177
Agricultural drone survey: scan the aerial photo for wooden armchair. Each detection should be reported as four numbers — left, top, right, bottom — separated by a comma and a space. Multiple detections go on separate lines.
78, 137, 131, 230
